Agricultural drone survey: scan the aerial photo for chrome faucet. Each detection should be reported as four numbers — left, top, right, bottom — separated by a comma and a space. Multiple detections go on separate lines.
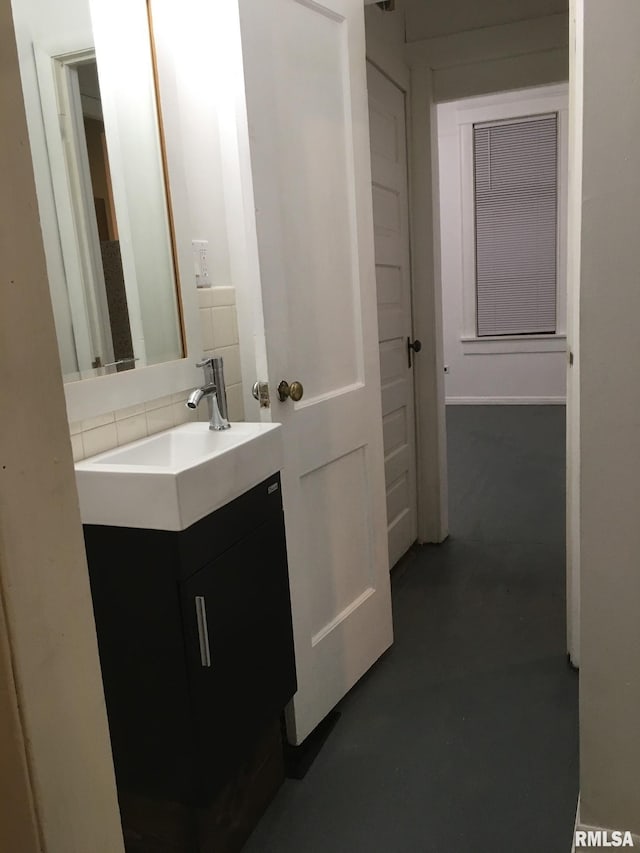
186, 356, 230, 430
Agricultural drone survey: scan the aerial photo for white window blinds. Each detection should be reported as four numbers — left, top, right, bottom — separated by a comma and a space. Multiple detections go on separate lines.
473, 115, 558, 337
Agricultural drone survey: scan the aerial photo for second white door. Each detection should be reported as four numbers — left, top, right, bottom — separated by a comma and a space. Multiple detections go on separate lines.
367, 63, 418, 569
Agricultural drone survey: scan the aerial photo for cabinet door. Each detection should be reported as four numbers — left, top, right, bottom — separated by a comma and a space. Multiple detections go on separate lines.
181, 516, 296, 801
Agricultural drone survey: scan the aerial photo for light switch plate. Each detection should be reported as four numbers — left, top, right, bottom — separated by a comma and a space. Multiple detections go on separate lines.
192, 239, 211, 288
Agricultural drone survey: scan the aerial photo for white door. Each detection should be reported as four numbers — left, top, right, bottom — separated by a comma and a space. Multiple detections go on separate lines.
367, 63, 418, 569
238, 0, 394, 745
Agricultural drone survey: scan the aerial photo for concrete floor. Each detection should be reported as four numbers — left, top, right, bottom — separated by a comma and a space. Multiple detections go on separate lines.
244, 405, 578, 852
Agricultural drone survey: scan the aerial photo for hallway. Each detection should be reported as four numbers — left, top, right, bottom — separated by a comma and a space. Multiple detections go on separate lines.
245, 405, 578, 852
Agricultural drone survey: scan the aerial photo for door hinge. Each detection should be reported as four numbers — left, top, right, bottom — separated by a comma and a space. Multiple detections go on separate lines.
569, 351, 574, 367
252, 380, 271, 408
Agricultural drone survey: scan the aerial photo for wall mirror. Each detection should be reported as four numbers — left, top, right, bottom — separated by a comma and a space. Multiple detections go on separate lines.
32, 0, 183, 383
13, 0, 202, 421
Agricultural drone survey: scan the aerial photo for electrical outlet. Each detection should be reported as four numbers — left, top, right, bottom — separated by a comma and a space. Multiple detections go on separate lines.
192, 239, 211, 288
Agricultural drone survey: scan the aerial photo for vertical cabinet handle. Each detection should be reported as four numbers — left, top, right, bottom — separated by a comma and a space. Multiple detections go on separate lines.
194, 596, 212, 667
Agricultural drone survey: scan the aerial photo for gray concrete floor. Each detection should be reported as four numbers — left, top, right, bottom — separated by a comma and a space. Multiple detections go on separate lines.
244, 405, 578, 852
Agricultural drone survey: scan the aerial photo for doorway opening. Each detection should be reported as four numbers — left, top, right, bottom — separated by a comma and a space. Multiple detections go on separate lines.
433, 81, 571, 644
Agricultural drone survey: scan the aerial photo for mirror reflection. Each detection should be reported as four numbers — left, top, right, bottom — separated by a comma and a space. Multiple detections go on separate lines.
15, 0, 184, 382
67, 58, 136, 372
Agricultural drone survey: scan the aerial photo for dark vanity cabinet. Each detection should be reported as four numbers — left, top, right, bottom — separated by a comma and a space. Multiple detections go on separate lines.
83, 473, 297, 852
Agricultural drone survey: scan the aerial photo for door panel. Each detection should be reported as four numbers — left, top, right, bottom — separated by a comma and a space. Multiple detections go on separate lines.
383, 407, 408, 456
303, 446, 374, 639
376, 264, 403, 304
368, 63, 418, 568
239, 0, 393, 745
275, 5, 360, 400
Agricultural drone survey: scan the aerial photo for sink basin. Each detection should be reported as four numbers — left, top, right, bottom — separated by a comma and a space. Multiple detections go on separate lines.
88, 423, 262, 469
75, 422, 283, 531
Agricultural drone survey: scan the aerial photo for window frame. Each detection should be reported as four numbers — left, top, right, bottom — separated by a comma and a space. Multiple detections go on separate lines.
456, 85, 569, 354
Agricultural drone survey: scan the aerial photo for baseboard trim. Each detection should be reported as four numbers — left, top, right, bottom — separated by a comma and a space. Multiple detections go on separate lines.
446, 396, 567, 405
572, 796, 640, 851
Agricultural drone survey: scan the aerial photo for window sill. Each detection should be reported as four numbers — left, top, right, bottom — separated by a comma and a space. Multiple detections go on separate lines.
461, 334, 567, 355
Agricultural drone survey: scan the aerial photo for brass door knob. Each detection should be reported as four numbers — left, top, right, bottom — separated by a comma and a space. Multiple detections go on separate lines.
277, 380, 304, 402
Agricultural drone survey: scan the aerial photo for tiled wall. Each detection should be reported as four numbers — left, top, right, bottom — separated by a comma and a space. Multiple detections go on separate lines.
71, 286, 245, 461
197, 285, 244, 422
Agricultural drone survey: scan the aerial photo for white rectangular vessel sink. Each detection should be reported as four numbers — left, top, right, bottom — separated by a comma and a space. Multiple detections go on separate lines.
75, 422, 283, 531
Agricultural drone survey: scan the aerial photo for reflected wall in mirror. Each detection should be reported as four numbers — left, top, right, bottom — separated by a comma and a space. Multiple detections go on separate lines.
77, 60, 134, 370
18, 0, 184, 382
51, 52, 136, 375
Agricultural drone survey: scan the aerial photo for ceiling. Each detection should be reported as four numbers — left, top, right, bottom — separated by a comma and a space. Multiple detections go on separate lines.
402, 0, 568, 42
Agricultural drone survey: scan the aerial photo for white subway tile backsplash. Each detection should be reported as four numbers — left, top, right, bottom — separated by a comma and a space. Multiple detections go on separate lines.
197, 288, 215, 309
144, 395, 174, 412
82, 423, 118, 457
197, 286, 235, 309
69, 420, 83, 436
81, 412, 115, 432
211, 306, 238, 348
115, 414, 148, 446
214, 346, 242, 386
114, 402, 146, 421
145, 405, 174, 435
210, 287, 236, 307
199, 308, 215, 351
172, 400, 196, 426
226, 383, 245, 422
71, 433, 84, 462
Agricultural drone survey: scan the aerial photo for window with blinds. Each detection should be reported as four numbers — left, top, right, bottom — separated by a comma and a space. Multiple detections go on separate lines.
473, 114, 558, 337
